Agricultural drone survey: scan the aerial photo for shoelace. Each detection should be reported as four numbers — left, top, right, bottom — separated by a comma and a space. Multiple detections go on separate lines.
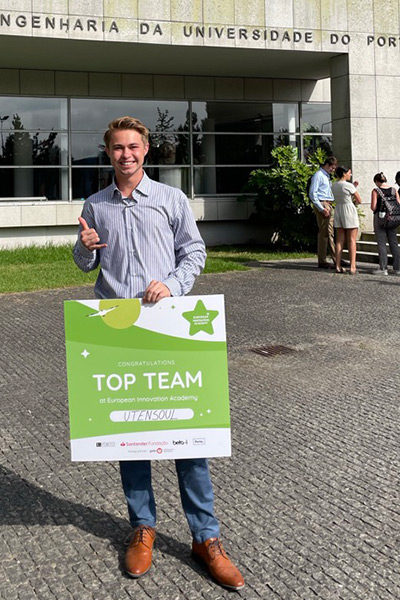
124, 525, 154, 547
207, 538, 228, 560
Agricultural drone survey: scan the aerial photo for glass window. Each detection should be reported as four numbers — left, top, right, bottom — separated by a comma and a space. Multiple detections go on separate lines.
272, 104, 298, 133
0, 132, 68, 166
71, 165, 191, 199
0, 167, 68, 200
195, 133, 298, 165
192, 102, 298, 133
303, 135, 333, 160
0, 97, 67, 130
302, 103, 331, 133
273, 134, 299, 151
0, 96, 331, 201
194, 166, 255, 195
71, 134, 110, 166
71, 99, 189, 131
72, 133, 190, 166
147, 167, 190, 195
72, 167, 114, 200
148, 134, 189, 165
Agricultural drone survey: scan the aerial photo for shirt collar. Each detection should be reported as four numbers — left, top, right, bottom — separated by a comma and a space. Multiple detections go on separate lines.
319, 167, 331, 179
135, 172, 151, 197
111, 179, 121, 200
111, 171, 151, 202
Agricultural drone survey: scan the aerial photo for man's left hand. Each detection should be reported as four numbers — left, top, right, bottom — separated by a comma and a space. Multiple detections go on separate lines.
143, 280, 171, 304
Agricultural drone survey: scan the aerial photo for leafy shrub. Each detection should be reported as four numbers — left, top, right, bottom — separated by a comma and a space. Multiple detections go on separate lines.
247, 145, 328, 250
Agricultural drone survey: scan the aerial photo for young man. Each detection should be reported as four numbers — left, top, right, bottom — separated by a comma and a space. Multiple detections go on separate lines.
309, 156, 338, 268
73, 116, 244, 591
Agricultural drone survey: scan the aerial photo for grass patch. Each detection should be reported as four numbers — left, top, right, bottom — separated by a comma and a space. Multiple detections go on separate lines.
0, 243, 314, 294
0, 244, 75, 265
204, 245, 314, 272
0, 244, 98, 294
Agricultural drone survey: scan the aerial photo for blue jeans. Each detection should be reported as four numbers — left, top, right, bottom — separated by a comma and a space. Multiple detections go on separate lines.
119, 458, 220, 543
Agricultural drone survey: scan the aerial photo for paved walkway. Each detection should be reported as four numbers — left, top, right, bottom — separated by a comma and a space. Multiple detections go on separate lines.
1, 260, 400, 600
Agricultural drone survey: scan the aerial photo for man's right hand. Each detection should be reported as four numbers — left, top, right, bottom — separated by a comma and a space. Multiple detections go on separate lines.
78, 216, 107, 251
322, 207, 330, 218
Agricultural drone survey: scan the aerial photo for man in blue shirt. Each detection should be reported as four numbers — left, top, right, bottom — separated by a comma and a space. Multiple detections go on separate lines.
309, 156, 338, 268
73, 116, 245, 591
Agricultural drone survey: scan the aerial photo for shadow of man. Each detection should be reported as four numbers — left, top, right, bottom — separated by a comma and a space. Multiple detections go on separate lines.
0, 465, 210, 581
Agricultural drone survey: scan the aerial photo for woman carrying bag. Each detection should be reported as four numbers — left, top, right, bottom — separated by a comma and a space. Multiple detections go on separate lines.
370, 172, 400, 275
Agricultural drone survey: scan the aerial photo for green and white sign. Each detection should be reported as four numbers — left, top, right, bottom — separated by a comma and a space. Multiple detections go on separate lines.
64, 295, 230, 461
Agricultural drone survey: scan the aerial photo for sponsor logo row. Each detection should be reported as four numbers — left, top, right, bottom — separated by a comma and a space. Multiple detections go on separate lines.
95, 438, 206, 451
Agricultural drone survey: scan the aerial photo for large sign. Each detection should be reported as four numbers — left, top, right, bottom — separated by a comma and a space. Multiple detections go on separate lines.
64, 295, 231, 462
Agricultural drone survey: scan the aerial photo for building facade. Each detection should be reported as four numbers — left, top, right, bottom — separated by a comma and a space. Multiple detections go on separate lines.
0, 1, 397, 247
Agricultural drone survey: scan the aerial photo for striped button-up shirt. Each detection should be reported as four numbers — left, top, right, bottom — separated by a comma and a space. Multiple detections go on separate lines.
73, 173, 206, 299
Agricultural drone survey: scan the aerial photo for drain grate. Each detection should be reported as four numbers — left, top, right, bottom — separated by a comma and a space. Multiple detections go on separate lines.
249, 344, 296, 357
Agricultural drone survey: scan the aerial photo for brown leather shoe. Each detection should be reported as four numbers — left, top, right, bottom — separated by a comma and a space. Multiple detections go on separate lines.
125, 525, 156, 578
192, 537, 245, 590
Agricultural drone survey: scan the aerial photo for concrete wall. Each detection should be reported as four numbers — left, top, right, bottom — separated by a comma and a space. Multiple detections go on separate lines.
0, 66, 330, 102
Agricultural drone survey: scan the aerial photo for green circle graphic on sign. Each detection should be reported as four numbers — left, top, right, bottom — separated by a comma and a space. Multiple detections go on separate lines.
99, 299, 141, 329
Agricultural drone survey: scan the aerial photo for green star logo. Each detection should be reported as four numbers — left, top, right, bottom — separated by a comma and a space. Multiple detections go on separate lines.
182, 300, 219, 336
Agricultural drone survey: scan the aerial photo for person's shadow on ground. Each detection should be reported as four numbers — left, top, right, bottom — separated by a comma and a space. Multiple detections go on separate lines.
0, 465, 214, 584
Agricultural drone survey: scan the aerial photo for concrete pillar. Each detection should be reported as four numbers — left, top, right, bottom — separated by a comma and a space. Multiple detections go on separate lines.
330, 56, 382, 230
331, 1, 400, 231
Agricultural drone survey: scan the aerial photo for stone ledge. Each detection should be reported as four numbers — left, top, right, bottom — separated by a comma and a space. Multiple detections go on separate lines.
0, 198, 255, 228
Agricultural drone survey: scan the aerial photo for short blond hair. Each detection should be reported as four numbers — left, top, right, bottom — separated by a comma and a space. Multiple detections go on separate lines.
104, 116, 149, 148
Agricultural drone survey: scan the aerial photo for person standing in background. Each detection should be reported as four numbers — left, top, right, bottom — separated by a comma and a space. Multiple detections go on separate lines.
332, 166, 362, 275
370, 172, 400, 276
395, 171, 400, 191
309, 156, 338, 269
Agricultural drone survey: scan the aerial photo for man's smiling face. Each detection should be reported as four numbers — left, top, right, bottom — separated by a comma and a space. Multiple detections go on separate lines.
106, 129, 149, 182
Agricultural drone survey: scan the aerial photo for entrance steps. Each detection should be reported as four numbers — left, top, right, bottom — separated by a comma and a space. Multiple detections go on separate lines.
342, 230, 399, 264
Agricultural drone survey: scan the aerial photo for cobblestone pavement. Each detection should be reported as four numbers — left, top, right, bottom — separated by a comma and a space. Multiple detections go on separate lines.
1, 260, 400, 600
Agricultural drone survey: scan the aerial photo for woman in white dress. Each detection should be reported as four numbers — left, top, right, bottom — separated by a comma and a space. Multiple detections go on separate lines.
332, 166, 362, 275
